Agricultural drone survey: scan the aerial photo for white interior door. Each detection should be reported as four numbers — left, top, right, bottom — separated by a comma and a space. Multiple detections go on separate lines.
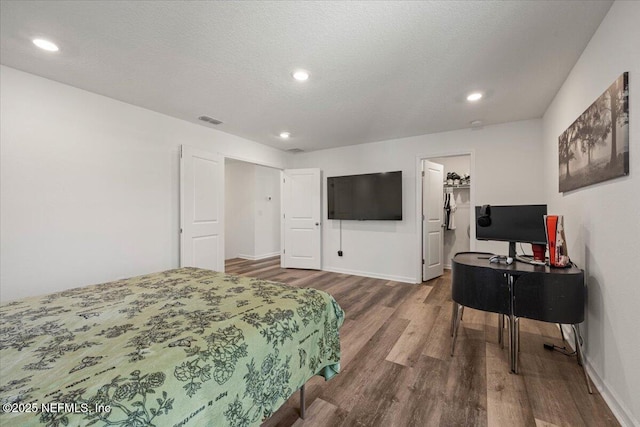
422, 160, 444, 281
281, 168, 321, 269
180, 145, 224, 271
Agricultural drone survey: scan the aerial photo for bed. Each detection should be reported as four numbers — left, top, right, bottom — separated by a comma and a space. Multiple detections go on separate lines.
0, 267, 344, 426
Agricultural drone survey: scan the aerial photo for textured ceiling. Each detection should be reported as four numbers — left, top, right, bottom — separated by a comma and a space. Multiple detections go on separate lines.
0, 1, 613, 152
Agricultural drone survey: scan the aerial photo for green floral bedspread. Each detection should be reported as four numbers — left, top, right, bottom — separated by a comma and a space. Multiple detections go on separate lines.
0, 268, 344, 426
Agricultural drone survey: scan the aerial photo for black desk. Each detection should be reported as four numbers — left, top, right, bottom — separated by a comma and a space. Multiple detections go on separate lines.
450, 252, 591, 393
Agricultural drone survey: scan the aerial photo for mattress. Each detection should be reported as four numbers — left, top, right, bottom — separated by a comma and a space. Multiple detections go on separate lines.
0, 267, 344, 426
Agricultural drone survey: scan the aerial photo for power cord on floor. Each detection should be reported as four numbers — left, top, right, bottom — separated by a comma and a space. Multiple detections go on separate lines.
543, 342, 577, 357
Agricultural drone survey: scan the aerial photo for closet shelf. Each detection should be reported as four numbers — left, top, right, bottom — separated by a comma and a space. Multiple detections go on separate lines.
444, 184, 470, 190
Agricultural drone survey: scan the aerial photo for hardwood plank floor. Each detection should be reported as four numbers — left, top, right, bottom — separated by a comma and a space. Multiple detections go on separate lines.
225, 257, 619, 427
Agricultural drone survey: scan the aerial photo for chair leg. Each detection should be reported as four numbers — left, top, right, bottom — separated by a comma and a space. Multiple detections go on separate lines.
508, 314, 514, 371
513, 317, 520, 374
572, 324, 593, 394
559, 323, 566, 343
518, 321, 521, 353
451, 303, 462, 356
508, 315, 520, 373
498, 314, 504, 349
299, 384, 306, 419
451, 301, 457, 336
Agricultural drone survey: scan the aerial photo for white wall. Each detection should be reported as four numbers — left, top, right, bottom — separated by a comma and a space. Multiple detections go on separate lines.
0, 65, 289, 302
291, 119, 545, 283
541, 2, 640, 425
253, 165, 281, 258
433, 155, 471, 180
225, 161, 256, 259
431, 155, 472, 268
224, 160, 281, 260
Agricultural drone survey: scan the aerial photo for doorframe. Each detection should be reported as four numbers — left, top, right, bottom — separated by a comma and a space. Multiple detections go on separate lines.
223, 154, 283, 171
415, 150, 476, 283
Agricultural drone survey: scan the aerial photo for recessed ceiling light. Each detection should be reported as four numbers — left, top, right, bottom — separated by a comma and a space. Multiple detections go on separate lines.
279, 132, 291, 139
292, 70, 309, 81
470, 120, 483, 126
466, 92, 483, 102
32, 38, 59, 52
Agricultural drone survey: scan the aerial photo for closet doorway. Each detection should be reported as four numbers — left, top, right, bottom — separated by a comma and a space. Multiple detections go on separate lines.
429, 154, 472, 270
418, 152, 475, 282
224, 158, 282, 262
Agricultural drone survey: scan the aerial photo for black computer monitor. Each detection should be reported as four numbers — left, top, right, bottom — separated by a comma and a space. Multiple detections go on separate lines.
475, 204, 547, 257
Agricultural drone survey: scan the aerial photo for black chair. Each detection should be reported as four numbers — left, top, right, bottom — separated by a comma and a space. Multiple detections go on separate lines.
513, 271, 591, 393
450, 252, 510, 355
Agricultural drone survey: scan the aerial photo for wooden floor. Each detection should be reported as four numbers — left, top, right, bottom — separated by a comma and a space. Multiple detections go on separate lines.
225, 257, 619, 427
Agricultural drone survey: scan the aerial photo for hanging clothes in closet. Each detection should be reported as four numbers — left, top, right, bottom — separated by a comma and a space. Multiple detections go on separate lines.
444, 190, 457, 230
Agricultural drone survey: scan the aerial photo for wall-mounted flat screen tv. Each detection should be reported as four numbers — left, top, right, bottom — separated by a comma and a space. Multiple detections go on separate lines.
328, 171, 402, 220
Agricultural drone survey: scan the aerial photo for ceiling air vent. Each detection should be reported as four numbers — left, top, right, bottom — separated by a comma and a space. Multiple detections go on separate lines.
198, 116, 222, 125
286, 148, 304, 154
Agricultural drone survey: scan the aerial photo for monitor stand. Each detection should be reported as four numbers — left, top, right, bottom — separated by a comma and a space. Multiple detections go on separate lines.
508, 241, 517, 259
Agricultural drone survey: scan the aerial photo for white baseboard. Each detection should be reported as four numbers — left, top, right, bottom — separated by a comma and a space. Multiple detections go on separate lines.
237, 252, 280, 261
586, 362, 638, 427
560, 325, 638, 427
322, 266, 417, 284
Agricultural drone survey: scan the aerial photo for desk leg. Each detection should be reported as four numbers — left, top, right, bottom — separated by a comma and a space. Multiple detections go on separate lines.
572, 324, 593, 394
508, 273, 519, 373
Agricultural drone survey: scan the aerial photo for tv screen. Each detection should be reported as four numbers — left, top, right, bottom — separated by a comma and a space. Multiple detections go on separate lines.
475, 204, 548, 245
328, 171, 402, 220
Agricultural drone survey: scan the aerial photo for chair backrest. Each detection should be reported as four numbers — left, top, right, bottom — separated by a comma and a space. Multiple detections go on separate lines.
513, 271, 585, 324
452, 252, 510, 315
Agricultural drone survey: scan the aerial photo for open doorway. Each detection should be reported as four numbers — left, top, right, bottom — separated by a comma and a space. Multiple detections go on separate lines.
417, 152, 475, 282
224, 159, 281, 261
429, 154, 472, 270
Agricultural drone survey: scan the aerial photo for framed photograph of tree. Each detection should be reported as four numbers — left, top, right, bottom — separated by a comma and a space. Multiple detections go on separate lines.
558, 72, 629, 192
